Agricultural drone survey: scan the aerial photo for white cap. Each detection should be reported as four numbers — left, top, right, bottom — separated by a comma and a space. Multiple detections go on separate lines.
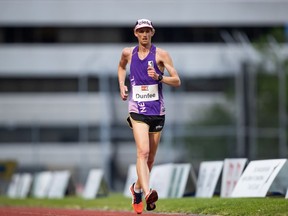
134, 19, 154, 30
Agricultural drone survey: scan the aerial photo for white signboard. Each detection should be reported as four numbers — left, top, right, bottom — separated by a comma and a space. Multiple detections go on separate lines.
7, 174, 21, 198
32, 171, 53, 198
150, 163, 175, 198
269, 160, 288, 195
123, 164, 138, 197
48, 170, 71, 198
7, 173, 32, 198
195, 161, 223, 198
285, 188, 288, 199
18, 173, 33, 198
220, 158, 247, 197
231, 159, 287, 197
164, 163, 196, 198
124, 164, 174, 198
123, 163, 196, 198
82, 169, 108, 199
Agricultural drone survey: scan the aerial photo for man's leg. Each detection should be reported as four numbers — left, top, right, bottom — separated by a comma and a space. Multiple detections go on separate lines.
130, 118, 150, 195
147, 132, 161, 172
144, 132, 161, 211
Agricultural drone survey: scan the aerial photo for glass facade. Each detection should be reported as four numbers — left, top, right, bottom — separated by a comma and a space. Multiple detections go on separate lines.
0, 26, 281, 43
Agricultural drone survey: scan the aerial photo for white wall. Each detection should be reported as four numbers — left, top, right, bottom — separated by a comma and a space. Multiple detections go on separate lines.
0, 143, 104, 168
0, 142, 185, 170
2, 43, 288, 77
0, 44, 263, 77
0, 93, 227, 125
0, 93, 112, 125
0, 0, 287, 26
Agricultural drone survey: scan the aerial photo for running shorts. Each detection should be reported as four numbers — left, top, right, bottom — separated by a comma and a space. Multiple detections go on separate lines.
127, 112, 165, 133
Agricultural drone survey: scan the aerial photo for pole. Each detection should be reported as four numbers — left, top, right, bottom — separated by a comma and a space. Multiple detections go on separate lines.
235, 65, 245, 157
278, 60, 287, 158
99, 75, 112, 188
268, 36, 287, 158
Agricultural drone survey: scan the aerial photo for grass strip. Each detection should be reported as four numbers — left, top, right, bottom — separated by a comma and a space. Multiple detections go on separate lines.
0, 194, 287, 216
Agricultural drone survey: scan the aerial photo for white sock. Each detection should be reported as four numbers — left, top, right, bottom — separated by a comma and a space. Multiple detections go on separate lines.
134, 185, 142, 193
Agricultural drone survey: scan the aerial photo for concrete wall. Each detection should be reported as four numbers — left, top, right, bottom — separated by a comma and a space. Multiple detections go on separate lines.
0, 44, 263, 77
0, 0, 287, 26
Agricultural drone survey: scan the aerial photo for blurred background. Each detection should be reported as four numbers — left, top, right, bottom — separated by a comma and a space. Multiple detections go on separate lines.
0, 0, 287, 193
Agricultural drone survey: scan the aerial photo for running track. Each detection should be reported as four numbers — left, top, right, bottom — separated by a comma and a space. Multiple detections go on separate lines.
0, 207, 198, 216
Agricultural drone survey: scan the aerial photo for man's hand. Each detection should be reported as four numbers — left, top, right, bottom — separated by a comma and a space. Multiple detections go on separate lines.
147, 66, 158, 80
120, 84, 128, 101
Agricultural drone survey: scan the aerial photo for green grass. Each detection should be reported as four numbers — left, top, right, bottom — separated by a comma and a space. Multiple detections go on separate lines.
0, 194, 287, 216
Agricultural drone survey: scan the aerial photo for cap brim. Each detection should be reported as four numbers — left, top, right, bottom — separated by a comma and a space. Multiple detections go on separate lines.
134, 24, 153, 30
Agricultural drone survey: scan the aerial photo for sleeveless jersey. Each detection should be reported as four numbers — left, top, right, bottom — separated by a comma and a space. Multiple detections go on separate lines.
128, 44, 165, 116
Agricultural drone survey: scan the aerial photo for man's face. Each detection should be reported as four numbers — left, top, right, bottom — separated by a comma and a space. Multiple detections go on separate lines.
134, 27, 154, 45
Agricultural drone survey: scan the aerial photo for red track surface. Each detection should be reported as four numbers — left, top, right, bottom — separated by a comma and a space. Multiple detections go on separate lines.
0, 207, 196, 216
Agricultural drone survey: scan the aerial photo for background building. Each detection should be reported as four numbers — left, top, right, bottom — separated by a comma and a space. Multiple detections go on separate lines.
0, 0, 287, 191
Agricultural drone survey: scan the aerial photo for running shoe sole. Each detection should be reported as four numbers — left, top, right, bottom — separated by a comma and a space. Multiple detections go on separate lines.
145, 189, 158, 211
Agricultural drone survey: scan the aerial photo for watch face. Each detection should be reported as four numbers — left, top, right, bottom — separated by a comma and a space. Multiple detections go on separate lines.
158, 74, 163, 81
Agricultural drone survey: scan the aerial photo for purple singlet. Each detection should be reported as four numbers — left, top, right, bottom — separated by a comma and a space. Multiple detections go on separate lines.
128, 45, 165, 116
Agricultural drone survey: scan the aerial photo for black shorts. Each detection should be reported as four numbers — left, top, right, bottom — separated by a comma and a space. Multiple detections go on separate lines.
127, 112, 165, 133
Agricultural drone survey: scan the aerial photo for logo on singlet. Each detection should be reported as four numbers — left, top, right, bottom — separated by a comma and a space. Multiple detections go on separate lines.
138, 101, 146, 113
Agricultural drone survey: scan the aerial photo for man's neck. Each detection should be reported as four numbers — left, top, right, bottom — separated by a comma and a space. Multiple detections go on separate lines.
138, 43, 151, 53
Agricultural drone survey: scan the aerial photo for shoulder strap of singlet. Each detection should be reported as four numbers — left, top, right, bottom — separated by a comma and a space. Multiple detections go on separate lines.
150, 44, 156, 54
132, 46, 138, 56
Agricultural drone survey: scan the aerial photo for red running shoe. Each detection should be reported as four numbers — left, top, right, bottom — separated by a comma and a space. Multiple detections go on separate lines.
145, 189, 158, 211
129, 183, 143, 214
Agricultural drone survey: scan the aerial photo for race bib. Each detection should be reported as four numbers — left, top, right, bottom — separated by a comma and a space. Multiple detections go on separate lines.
132, 84, 159, 102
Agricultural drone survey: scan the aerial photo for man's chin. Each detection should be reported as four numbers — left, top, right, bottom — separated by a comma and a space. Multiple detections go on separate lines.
141, 40, 149, 45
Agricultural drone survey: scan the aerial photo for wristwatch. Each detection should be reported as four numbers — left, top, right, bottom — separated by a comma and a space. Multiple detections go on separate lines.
158, 74, 163, 81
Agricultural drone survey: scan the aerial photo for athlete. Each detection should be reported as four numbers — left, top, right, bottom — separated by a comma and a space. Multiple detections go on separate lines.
118, 18, 181, 214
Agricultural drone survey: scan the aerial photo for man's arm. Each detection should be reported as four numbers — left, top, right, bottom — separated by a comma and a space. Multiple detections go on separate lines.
158, 49, 181, 87
118, 47, 131, 101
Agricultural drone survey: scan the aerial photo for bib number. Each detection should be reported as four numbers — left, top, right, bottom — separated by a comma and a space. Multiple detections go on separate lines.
132, 84, 159, 102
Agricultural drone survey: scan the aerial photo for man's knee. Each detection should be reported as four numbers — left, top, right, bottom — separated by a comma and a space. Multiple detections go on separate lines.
137, 148, 150, 160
